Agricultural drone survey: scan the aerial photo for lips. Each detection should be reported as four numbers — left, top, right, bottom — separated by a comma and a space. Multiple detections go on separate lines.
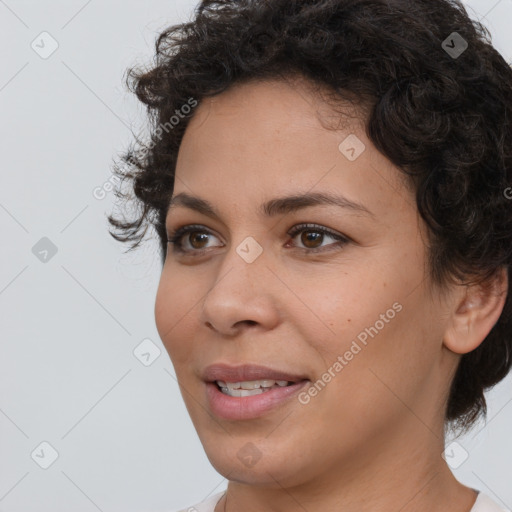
202, 363, 309, 384
205, 379, 310, 420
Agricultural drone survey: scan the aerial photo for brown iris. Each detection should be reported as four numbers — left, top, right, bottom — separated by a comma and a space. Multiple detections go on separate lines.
188, 231, 210, 249
300, 230, 323, 249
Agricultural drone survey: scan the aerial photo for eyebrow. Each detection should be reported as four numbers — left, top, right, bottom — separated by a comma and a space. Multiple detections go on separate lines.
166, 191, 375, 220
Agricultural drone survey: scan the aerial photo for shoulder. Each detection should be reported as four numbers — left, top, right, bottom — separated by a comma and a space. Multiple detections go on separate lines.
471, 492, 510, 512
171, 491, 226, 512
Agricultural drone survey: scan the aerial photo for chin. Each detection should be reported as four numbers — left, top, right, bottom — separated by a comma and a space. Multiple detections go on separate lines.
202, 439, 313, 488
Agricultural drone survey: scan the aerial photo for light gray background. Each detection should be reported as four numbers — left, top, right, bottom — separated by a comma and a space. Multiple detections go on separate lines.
1, 1, 511, 511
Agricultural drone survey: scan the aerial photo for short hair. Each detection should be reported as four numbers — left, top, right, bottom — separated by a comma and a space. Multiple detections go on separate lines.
108, 0, 512, 435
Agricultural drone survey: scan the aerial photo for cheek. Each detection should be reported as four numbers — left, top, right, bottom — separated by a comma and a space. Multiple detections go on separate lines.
303, 267, 434, 391
154, 268, 198, 363
154, 273, 172, 341
322, 292, 440, 423
295, 272, 394, 355
301, 316, 423, 448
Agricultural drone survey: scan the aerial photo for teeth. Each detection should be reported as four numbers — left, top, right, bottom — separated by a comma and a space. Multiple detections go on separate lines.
215, 379, 291, 390
221, 388, 266, 397
215, 379, 294, 397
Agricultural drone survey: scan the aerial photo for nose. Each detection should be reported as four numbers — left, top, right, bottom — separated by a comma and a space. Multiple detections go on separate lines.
200, 242, 280, 336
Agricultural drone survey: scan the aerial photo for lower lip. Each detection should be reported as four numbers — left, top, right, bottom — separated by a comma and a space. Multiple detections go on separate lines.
205, 380, 310, 420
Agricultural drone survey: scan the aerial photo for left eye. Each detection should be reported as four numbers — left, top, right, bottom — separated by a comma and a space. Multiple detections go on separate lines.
166, 223, 349, 255
286, 223, 350, 252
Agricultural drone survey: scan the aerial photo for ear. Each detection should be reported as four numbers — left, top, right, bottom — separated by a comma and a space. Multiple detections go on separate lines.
443, 267, 509, 355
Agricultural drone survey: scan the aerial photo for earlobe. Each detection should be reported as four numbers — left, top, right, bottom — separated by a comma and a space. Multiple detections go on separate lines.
443, 267, 509, 355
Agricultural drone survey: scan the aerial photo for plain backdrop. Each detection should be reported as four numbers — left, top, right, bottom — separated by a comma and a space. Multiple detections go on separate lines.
1, 1, 511, 511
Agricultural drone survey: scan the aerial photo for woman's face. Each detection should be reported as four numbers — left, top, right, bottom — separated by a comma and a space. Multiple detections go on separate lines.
155, 78, 458, 488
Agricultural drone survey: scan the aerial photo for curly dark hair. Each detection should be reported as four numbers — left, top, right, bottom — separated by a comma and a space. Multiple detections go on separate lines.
108, 0, 512, 435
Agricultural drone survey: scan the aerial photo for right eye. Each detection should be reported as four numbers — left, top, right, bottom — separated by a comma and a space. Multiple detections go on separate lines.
167, 224, 222, 255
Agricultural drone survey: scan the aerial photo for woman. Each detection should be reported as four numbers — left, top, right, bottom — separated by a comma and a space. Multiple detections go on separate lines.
108, 0, 512, 510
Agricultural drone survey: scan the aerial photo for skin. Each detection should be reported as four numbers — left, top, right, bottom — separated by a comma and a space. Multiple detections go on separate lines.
154, 76, 508, 512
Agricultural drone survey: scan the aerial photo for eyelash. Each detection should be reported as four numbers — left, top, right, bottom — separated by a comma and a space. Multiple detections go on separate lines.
166, 223, 350, 256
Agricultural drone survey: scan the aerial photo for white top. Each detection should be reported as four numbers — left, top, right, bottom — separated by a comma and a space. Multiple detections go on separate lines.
173, 490, 510, 512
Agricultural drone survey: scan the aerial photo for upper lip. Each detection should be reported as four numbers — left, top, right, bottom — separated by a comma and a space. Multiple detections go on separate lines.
202, 363, 309, 383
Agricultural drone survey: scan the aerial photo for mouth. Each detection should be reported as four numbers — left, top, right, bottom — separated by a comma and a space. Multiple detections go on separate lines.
215, 379, 302, 397
202, 363, 310, 420
214, 379, 298, 397
202, 362, 309, 384
205, 379, 309, 420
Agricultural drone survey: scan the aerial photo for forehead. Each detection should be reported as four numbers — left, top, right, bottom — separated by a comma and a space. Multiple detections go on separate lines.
173, 78, 413, 224
186, 76, 362, 135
